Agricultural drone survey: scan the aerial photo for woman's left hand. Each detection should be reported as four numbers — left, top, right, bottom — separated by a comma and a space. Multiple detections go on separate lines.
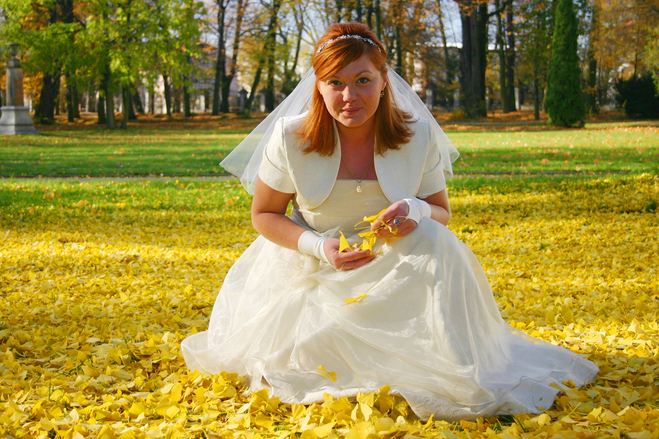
371, 200, 417, 238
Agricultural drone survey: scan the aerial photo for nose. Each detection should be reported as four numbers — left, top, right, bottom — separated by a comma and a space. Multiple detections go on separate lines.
342, 84, 357, 102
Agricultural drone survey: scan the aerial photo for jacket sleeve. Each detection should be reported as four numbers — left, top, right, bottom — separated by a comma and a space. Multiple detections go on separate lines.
258, 118, 296, 194
416, 123, 447, 198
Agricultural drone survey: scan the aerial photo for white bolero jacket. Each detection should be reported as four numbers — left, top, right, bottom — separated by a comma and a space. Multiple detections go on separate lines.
258, 114, 447, 210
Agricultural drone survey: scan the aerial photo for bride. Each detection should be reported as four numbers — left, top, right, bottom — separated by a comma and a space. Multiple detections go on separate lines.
181, 22, 598, 421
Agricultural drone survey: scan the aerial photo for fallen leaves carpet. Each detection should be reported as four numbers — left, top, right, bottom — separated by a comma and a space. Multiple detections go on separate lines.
1, 175, 658, 439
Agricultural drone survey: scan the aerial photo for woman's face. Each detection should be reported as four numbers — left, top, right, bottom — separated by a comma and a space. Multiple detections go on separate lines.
317, 54, 387, 135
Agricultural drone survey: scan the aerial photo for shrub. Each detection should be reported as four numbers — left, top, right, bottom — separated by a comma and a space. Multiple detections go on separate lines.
615, 72, 659, 119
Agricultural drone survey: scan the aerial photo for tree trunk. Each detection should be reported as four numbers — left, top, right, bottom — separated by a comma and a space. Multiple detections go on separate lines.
335, 0, 343, 22
437, 0, 454, 108
163, 74, 172, 116
281, 4, 304, 96
66, 77, 76, 122
133, 86, 145, 113
104, 79, 116, 129
61, 0, 77, 121
244, 64, 264, 117
128, 88, 136, 120
149, 90, 155, 114
173, 86, 181, 113
121, 86, 130, 128
212, 0, 227, 115
98, 94, 106, 125
221, 0, 246, 112
264, 0, 282, 112
457, 1, 488, 118
495, 0, 508, 113
366, 0, 373, 28
585, 4, 598, 114
53, 74, 61, 116
374, 0, 382, 41
393, 1, 404, 76
533, 71, 540, 120
183, 83, 192, 117
505, 2, 516, 111
37, 73, 57, 124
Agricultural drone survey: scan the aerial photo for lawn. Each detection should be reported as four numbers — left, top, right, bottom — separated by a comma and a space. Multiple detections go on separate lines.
1, 115, 657, 176
1, 174, 658, 438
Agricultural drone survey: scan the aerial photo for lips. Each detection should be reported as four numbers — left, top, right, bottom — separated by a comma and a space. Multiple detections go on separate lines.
342, 107, 362, 116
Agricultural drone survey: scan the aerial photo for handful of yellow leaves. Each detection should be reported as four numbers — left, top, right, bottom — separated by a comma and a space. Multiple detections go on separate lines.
338, 209, 398, 253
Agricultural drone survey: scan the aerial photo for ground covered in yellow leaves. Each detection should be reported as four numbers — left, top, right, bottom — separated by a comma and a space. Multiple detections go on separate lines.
1, 175, 658, 439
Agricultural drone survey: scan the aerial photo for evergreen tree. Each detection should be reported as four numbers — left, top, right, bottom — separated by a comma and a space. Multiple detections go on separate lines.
545, 0, 585, 127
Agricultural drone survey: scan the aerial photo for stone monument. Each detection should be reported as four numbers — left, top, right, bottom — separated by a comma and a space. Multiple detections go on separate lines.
0, 43, 39, 135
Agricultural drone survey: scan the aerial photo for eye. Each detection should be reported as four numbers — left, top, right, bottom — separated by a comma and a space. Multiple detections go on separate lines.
327, 79, 342, 86
357, 77, 370, 84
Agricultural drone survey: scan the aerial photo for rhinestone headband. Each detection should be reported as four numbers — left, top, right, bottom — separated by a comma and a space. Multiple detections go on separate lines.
315, 34, 382, 55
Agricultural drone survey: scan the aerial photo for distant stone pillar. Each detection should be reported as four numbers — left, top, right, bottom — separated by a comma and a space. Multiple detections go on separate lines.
425, 88, 434, 111
238, 88, 248, 113
0, 43, 39, 135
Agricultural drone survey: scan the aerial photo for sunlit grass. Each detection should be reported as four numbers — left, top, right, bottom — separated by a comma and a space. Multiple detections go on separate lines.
1, 125, 657, 176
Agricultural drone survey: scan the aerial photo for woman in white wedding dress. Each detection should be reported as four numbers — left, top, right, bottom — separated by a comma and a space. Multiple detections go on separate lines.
181, 23, 598, 421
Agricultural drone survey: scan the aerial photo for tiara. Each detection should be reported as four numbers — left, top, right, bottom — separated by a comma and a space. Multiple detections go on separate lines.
316, 34, 382, 55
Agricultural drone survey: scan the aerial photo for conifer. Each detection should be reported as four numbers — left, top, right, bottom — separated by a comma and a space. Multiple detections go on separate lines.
545, 0, 585, 127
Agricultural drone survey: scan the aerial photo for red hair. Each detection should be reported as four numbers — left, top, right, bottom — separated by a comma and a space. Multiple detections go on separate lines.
296, 22, 413, 156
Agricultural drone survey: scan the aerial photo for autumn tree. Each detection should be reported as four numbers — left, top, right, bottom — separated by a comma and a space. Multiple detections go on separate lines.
0, 0, 83, 124
587, 0, 659, 109
516, 0, 555, 120
545, 0, 585, 127
647, 24, 659, 91
453, 0, 513, 118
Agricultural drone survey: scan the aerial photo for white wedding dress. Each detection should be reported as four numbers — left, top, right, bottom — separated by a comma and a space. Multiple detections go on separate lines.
181, 180, 598, 421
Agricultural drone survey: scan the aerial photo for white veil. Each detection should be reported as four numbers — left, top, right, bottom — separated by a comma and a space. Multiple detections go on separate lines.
220, 66, 460, 194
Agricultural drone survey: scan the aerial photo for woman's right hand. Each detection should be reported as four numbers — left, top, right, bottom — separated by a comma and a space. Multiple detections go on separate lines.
323, 238, 375, 270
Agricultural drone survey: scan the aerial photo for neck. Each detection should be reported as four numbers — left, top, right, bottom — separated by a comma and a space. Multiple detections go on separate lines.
336, 119, 376, 149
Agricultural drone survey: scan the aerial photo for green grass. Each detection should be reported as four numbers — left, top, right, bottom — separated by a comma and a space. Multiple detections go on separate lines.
0, 124, 657, 177
448, 129, 659, 174
0, 128, 250, 177
0, 177, 253, 225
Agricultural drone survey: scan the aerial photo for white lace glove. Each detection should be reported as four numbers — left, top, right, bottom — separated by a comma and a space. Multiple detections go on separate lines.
403, 198, 431, 224
298, 231, 330, 264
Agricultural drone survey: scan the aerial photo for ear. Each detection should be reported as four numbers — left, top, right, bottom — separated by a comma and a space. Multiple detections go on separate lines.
381, 69, 389, 92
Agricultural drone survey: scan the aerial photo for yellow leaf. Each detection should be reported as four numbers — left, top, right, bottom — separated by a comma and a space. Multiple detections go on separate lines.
329, 397, 352, 414
600, 409, 620, 422
128, 401, 145, 416
313, 421, 336, 438
317, 365, 337, 382
345, 427, 363, 439
374, 417, 395, 433
291, 404, 307, 420
40, 419, 55, 431
536, 413, 551, 426
339, 231, 351, 253
344, 293, 367, 305
98, 424, 117, 439
356, 209, 388, 227
255, 413, 275, 431
357, 391, 375, 407
166, 405, 180, 418
359, 403, 372, 420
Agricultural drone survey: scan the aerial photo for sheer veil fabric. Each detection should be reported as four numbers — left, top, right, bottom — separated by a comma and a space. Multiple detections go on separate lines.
183, 65, 599, 421
220, 66, 460, 194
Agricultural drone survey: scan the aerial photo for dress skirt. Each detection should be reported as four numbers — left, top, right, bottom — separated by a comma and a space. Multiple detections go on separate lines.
181, 181, 598, 421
